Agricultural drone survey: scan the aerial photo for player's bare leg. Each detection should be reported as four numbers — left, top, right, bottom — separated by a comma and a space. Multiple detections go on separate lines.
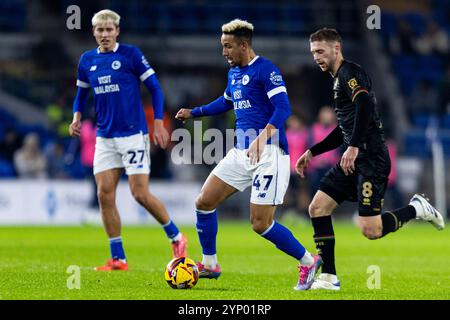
96, 168, 123, 237
195, 173, 237, 211
358, 194, 444, 240
94, 168, 128, 270
308, 190, 341, 290
309, 190, 339, 218
358, 216, 383, 239
128, 173, 188, 258
195, 173, 237, 279
128, 173, 170, 224
249, 203, 276, 233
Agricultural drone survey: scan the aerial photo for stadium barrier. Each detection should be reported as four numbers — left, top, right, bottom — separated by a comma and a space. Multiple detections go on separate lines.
0, 180, 200, 225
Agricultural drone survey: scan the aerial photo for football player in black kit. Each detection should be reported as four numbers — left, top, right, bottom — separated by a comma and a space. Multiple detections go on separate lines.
295, 28, 445, 290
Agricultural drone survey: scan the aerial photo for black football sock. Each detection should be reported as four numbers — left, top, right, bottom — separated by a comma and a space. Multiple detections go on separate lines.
311, 215, 336, 275
380, 205, 416, 237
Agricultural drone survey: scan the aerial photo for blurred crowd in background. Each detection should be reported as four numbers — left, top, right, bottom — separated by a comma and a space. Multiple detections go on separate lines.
0, 0, 449, 216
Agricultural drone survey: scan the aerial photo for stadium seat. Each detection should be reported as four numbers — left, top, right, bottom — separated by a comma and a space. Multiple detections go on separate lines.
412, 113, 433, 128
0, 158, 16, 177
441, 131, 450, 156
0, 0, 26, 31
168, 4, 201, 34
380, 11, 398, 38
442, 114, 450, 129
0, 108, 18, 127
404, 130, 430, 157
402, 12, 427, 36
281, 4, 306, 35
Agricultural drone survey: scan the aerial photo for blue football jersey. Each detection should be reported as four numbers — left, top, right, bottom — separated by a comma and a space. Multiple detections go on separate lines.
224, 56, 290, 154
76, 43, 155, 138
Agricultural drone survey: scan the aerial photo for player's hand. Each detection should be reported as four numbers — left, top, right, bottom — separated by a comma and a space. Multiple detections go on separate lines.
246, 137, 265, 165
340, 146, 359, 175
295, 149, 313, 178
153, 119, 170, 149
69, 120, 81, 137
175, 108, 193, 123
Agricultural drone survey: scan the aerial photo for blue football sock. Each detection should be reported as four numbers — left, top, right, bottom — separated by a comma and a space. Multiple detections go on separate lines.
109, 236, 126, 260
162, 220, 180, 240
196, 209, 218, 255
261, 221, 306, 260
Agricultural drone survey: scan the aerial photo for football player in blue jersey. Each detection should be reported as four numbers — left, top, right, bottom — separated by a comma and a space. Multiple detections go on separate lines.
69, 9, 187, 271
176, 19, 320, 290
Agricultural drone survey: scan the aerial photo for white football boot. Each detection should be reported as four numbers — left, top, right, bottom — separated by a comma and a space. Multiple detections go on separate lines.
409, 194, 445, 230
310, 273, 341, 291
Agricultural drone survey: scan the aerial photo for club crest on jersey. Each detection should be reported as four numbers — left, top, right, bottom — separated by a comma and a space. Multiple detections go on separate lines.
90, 65, 97, 71
269, 71, 283, 86
347, 78, 359, 90
111, 60, 121, 70
242, 75, 250, 85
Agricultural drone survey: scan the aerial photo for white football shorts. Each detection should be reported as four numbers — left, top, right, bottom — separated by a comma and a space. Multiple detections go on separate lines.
93, 132, 151, 175
211, 145, 290, 205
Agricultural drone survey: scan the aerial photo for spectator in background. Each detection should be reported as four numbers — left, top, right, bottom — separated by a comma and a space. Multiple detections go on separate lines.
46, 95, 72, 138
286, 114, 310, 215
13, 133, 47, 179
390, 19, 418, 55
409, 79, 440, 117
385, 139, 404, 209
80, 115, 98, 209
415, 20, 449, 57
307, 106, 340, 198
438, 64, 450, 115
45, 140, 69, 179
0, 128, 22, 163
286, 115, 309, 172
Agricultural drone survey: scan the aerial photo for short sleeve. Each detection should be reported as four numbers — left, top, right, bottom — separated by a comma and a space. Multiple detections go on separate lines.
260, 62, 287, 99
131, 46, 155, 82
340, 64, 370, 101
76, 54, 90, 88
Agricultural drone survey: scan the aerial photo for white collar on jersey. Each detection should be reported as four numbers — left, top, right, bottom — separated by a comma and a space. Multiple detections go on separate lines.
248, 55, 259, 66
97, 42, 120, 54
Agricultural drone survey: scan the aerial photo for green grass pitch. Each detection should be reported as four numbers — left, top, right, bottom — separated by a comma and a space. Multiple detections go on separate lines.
0, 220, 448, 300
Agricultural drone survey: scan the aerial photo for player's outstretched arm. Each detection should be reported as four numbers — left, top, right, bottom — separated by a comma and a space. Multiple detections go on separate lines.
175, 108, 193, 123
176, 96, 233, 123
309, 125, 344, 156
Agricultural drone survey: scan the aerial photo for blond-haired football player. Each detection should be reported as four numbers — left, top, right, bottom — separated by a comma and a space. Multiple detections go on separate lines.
70, 9, 188, 271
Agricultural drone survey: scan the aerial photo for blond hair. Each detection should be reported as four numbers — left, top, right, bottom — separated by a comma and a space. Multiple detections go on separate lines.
92, 9, 121, 27
222, 19, 254, 33
221, 19, 254, 44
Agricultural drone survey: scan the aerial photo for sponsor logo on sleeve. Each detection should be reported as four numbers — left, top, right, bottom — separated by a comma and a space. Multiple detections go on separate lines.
142, 56, 150, 68
269, 71, 283, 86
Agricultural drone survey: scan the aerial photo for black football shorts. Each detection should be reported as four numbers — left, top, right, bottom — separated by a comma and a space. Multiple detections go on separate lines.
318, 144, 391, 216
